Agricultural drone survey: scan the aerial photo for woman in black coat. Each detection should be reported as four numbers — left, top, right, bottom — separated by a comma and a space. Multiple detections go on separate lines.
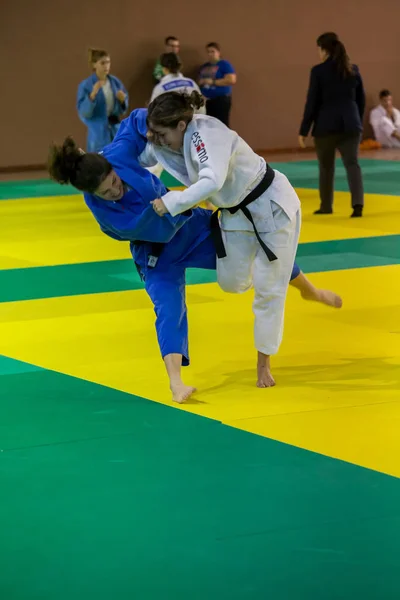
299, 33, 365, 217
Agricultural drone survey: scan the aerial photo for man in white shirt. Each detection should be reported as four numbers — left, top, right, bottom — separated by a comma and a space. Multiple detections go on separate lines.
370, 89, 400, 148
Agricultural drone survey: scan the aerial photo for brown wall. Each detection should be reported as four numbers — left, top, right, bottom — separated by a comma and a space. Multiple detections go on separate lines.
2, 0, 400, 168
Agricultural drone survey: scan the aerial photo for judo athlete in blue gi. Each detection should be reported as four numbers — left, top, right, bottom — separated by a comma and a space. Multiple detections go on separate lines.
110, 103, 342, 388
48, 129, 342, 402
77, 48, 129, 153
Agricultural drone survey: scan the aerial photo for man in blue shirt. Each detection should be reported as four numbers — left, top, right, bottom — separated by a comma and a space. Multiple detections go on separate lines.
198, 42, 236, 127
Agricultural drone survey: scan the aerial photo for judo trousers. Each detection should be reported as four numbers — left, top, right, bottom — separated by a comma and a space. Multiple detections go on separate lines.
217, 200, 301, 356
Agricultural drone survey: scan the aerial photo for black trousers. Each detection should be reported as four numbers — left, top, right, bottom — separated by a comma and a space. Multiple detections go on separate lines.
206, 95, 232, 127
314, 133, 364, 209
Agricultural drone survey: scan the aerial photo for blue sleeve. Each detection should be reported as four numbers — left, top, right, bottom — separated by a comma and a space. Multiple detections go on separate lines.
77, 80, 96, 120
113, 77, 129, 116
220, 60, 235, 75
105, 109, 148, 162
299, 67, 320, 136
101, 109, 167, 204
99, 225, 125, 241
100, 210, 194, 246
85, 194, 194, 243
290, 262, 301, 280
107, 206, 194, 242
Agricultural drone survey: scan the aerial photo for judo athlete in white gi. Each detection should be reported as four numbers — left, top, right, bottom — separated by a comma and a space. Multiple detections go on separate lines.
144, 91, 302, 388
48, 122, 340, 401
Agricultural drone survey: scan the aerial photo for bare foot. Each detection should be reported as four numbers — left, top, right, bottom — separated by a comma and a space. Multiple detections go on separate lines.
256, 366, 276, 388
314, 289, 343, 308
300, 287, 342, 308
170, 383, 197, 403
257, 352, 276, 388
291, 273, 342, 309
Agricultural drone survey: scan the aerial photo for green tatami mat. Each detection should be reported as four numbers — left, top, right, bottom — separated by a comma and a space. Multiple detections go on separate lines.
0, 235, 399, 303
1, 356, 399, 600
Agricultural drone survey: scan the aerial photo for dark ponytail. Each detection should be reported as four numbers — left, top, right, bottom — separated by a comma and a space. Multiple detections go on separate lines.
147, 90, 205, 129
160, 52, 182, 74
47, 136, 112, 193
317, 32, 353, 78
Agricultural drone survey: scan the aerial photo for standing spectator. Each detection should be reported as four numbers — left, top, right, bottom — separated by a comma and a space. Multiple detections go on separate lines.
198, 43, 236, 127
370, 90, 400, 148
299, 33, 365, 217
77, 48, 128, 153
153, 36, 180, 82
150, 53, 205, 114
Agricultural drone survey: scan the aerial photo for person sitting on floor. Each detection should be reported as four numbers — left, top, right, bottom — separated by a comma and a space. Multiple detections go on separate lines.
370, 89, 400, 148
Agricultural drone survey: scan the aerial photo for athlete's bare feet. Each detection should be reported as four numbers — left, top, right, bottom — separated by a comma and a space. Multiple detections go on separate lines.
257, 352, 276, 388
313, 289, 343, 308
290, 272, 342, 309
164, 354, 197, 403
257, 369, 276, 388
170, 383, 197, 403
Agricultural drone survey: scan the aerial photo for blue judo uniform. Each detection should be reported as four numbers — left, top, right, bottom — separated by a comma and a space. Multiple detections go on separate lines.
84, 109, 300, 365
77, 73, 129, 153
85, 115, 215, 365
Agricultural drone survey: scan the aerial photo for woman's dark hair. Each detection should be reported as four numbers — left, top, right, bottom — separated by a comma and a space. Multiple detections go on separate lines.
88, 47, 109, 67
47, 136, 112, 193
317, 33, 353, 78
318, 32, 339, 44
206, 42, 221, 52
147, 91, 205, 129
379, 89, 391, 99
160, 52, 182, 74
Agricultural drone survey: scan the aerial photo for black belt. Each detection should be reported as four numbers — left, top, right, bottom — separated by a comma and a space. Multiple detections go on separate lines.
209, 165, 278, 261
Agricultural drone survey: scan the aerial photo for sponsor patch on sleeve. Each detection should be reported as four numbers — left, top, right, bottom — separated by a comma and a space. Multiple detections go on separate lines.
191, 131, 208, 163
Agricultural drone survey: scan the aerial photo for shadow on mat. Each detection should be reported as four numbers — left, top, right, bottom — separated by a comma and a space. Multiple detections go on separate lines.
199, 356, 400, 395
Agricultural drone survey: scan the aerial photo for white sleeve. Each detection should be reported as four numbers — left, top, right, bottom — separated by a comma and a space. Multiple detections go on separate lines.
150, 84, 162, 103
162, 121, 233, 216
138, 143, 158, 168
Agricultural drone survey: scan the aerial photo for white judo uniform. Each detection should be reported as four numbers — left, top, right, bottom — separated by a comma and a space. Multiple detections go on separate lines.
370, 105, 400, 148
139, 115, 301, 355
150, 73, 206, 114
